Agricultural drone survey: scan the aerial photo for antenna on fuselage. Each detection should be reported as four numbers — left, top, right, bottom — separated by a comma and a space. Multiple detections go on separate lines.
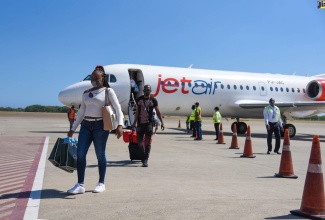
188, 64, 193, 68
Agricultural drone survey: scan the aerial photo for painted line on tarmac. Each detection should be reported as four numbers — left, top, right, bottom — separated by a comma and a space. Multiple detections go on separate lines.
23, 136, 49, 220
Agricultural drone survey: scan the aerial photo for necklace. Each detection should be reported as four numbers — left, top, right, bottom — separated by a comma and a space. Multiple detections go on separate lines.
89, 88, 105, 98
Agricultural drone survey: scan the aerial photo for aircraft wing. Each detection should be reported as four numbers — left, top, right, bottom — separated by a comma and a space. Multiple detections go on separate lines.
236, 100, 325, 109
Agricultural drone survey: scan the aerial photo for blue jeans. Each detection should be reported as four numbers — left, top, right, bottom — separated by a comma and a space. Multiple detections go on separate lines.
77, 120, 109, 184
195, 121, 202, 139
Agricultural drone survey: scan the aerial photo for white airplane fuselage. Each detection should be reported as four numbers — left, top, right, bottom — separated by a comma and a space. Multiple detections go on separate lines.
58, 64, 325, 136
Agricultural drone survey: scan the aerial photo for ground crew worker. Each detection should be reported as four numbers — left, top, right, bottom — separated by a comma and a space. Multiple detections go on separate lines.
185, 116, 190, 133
213, 107, 222, 140
194, 102, 202, 140
67, 105, 75, 130
189, 105, 196, 137
263, 98, 284, 154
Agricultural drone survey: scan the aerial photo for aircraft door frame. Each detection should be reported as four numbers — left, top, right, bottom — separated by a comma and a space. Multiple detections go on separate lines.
258, 82, 267, 96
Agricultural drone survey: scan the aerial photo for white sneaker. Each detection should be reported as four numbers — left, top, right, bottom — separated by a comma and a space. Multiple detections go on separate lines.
93, 183, 105, 193
67, 183, 85, 194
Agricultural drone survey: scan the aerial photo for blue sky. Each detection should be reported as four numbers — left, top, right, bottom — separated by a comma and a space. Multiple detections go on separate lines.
0, 1, 324, 108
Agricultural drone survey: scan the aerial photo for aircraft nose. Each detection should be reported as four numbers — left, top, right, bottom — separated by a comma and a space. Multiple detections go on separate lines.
58, 85, 77, 106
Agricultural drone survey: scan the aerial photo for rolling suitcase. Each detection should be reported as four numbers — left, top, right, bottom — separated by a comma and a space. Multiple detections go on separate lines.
124, 130, 152, 161
128, 142, 144, 161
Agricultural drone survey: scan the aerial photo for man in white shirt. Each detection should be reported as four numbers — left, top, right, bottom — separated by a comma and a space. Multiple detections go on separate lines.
263, 98, 284, 155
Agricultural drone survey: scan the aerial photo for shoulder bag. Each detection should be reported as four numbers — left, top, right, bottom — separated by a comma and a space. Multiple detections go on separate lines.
102, 88, 118, 131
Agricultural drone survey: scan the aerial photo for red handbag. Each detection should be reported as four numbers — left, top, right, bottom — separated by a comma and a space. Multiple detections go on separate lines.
123, 130, 137, 143
123, 130, 152, 146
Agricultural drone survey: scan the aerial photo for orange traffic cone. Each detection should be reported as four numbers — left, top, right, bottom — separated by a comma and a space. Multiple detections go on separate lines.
290, 135, 325, 219
240, 125, 255, 158
229, 123, 239, 149
216, 123, 225, 144
178, 120, 181, 128
274, 129, 297, 179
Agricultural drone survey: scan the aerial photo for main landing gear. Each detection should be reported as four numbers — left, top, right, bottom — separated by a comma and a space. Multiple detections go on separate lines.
230, 117, 296, 138
231, 118, 248, 134
281, 115, 296, 138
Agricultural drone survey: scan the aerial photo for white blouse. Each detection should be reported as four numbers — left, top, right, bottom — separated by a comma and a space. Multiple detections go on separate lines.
71, 88, 124, 131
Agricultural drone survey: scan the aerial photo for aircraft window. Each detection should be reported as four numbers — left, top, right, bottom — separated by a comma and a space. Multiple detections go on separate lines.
261, 86, 265, 91
292, 88, 295, 93
280, 87, 283, 92
240, 85, 243, 90
227, 84, 230, 89
175, 82, 179, 87
246, 86, 249, 90
221, 84, 224, 89
83, 74, 117, 83
109, 74, 117, 83
297, 88, 300, 93
275, 87, 278, 92
270, 87, 273, 91
303, 88, 306, 93
201, 83, 205, 88
168, 81, 171, 86
286, 88, 289, 92
253, 86, 256, 91
83, 75, 91, 81
234, 85, 237, 90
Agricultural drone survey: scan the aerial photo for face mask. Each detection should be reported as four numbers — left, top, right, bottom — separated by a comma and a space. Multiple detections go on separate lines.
143, 90, 151, 96
91, 79, 102, 87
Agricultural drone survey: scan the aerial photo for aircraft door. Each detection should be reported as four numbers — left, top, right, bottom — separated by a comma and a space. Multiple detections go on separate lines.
127, 69, 144, 127
258, 82, 267, 96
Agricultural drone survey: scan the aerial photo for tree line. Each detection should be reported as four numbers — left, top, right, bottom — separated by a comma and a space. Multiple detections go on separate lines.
0, 105, 69, 113
1, 105, 325, 121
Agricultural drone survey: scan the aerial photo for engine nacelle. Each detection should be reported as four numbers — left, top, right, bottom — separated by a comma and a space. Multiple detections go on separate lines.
306, 80, 325, 101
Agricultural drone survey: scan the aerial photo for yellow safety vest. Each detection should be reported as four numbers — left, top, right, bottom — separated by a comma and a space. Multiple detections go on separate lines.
265, 105, 281, 121
213, 111, 221, 123
189, 110, 195, 121
195, 107, 202, 122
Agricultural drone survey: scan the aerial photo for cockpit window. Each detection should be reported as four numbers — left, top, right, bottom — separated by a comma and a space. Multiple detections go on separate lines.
83, 74, 116, 83
83, 75, 92, 81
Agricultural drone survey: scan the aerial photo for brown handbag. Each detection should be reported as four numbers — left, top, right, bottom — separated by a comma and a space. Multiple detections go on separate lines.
102, 88, 118, 131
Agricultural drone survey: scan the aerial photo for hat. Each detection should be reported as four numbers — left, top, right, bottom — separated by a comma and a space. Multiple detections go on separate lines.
195, 102, 199, 105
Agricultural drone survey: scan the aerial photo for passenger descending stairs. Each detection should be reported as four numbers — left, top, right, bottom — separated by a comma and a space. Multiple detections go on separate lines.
127, 93, 137, 128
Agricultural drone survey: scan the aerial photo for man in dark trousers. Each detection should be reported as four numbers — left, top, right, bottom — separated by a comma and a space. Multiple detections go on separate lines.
131, 85, 165, 167
263, 98, 284, 154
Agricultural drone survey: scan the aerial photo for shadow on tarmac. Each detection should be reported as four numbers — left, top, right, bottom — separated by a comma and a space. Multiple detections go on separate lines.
265, 214, 304, 219
86, 160, 141, 168
0, 189, 74, 200
168, 128, 325, 142
29, 131, 79, 134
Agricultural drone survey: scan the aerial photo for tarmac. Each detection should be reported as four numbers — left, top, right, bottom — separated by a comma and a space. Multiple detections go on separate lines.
1, 112, 325, 220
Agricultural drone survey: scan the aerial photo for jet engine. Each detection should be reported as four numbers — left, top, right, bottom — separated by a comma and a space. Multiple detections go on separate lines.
306, 80, 325, 101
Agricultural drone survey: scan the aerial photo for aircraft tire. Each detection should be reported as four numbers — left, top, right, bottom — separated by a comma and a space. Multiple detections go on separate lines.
283, 124, 296, 138
231, 122, 247, 134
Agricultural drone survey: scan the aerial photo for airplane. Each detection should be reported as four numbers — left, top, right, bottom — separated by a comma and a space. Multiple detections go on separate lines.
58, 64, 325, 137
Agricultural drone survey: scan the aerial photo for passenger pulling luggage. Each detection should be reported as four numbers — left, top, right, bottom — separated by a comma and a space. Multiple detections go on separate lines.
123, 130, 151, 161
